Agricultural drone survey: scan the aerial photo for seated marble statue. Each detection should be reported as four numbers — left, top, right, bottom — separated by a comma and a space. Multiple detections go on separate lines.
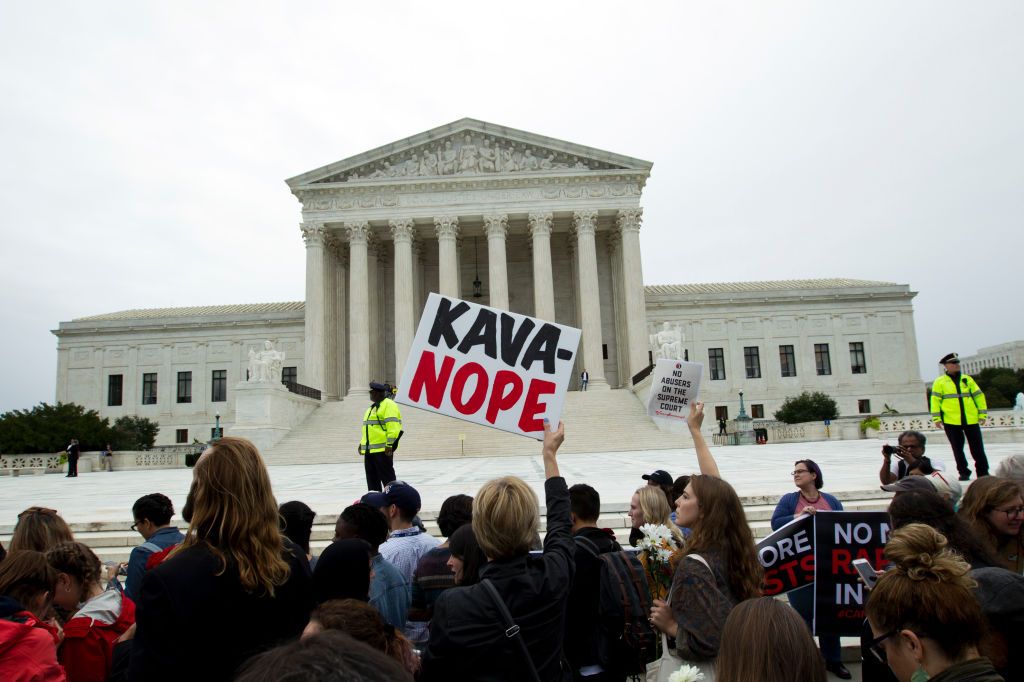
650, 322, 683, 360
247, 341, 286, 383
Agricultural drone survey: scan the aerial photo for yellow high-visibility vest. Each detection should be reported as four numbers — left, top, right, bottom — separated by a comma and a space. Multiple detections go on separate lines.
930, 373, 987, 426
360, 398, 403, 455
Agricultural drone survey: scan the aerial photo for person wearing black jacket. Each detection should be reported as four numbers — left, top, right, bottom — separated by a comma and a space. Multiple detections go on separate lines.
420, 420, 574, 682
566, 483, 623, 682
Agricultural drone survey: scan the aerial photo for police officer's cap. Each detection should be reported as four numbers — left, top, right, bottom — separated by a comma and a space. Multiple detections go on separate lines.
939, 353, 960, 365
369, 382, 387, 392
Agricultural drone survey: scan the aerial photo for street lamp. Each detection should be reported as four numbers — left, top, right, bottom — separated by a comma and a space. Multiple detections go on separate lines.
214, 413, 222, 442
737, 391, 748, 419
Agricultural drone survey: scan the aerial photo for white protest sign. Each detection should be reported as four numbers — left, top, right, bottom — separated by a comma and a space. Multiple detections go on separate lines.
395, 293, 582, 440
646, 359, 703, 421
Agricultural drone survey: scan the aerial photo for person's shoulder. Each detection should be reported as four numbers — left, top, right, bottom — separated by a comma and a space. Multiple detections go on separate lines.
775, 491, 799, 507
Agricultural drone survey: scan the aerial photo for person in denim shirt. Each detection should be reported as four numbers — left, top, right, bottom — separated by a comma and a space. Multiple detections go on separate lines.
124, 493, 183, 601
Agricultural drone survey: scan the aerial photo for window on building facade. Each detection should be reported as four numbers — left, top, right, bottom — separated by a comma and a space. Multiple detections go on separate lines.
211, 370, 227, 402
175, 429, 188, 444
142, 373, 157, 405
779, 345, 797, 377
282, 366, 297, 384
177, 371, 192, 403
602, 344, 608, 360
751, 404, 764, 418
814, 344, 832, 376
709, 348, 726, 380
850, 342, 867, 374
715, 406, 729, 421
107, 374, 123, 406
744, 346, 761, 379
858, 399, 871, 414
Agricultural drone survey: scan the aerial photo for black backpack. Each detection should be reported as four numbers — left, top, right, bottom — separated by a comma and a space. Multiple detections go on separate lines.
576, 537, 659, 677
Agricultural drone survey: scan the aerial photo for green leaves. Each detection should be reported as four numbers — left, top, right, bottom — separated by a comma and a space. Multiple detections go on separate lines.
774, 391, 840, 424
0, 403, 159, 454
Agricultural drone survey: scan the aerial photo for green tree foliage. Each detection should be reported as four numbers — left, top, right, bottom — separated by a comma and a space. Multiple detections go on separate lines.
774, 391, 840, 424
0, 402, 113, 454
111, 416, 159, 451
974, 367, 1024, 408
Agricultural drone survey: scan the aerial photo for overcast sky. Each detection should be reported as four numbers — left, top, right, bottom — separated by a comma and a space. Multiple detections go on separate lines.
2, 2, 1022, 413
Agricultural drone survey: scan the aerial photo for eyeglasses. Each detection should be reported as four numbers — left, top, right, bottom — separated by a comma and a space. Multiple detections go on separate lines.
868, 630, 895, 663
995, 506, 1024, 519
791, 469, 810, 476
130, 522, 140, 532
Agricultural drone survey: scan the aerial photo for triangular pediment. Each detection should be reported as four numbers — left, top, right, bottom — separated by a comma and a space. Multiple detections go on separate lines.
286, 118, 652, 187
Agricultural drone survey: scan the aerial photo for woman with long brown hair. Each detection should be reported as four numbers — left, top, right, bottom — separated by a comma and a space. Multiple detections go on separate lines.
959, 476, 1024, 573
127, 437, 314, 679
715, 597, 826, 682
649, 402, 763, 681
9, 507, 74, 553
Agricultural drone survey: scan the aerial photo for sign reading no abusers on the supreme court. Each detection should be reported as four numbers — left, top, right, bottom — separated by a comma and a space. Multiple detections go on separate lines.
395, 293, 582, 440
646, 359, 703, 421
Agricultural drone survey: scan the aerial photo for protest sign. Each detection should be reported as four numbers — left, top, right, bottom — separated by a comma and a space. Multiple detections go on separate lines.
756, 515, 814, 596
813, 511, 891, 636
395, 293, 582, 440
646, 359, 703, 421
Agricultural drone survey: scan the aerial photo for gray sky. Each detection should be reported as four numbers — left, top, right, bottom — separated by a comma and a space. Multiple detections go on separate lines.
2, 1, 1022, 413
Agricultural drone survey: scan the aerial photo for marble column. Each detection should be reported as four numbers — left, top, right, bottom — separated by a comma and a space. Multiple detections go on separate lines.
434, 216, 460, 298
617, 208, 649, 380
528, 212, 555, 321
412, 239, 424, 327
333, 242, 348, 397
322, 234, 340, 401
573, 210, 607, 389
391, 218, 416, 380
484, 213, 510, 310
301, 222, 327, 392
346, 221, 370, 397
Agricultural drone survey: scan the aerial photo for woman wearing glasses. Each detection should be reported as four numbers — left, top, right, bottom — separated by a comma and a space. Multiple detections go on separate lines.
959, 476, 1024, 574
770, 460, 849, 679
866, 523, 1003, 682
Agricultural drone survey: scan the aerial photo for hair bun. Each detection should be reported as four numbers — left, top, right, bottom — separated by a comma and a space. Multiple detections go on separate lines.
884, 523, 973, 586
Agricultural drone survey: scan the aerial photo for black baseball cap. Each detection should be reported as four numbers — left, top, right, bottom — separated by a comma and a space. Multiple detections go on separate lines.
642, 470, 673, 486
362, 481, 421, 515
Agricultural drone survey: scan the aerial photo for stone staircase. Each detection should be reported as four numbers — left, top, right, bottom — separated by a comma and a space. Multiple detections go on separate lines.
0, 490, 893, 568
263, 388, 688, 466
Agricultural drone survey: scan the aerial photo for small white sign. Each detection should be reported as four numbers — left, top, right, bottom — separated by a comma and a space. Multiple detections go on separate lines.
395, 293, 582, 440
646, 359, 703, 421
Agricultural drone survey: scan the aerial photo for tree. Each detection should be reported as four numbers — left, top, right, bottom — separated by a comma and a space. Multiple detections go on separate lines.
774, 391, 840, 424
110, 416, 160, 451
974, 367, 1024, 409
0, 402, 114, 454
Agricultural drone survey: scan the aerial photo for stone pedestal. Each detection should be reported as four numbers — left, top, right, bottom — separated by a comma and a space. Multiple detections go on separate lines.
229, 382, 320, 454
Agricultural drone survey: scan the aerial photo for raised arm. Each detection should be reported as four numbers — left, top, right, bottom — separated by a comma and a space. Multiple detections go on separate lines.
542, 419, 564, 479
688, 401, 721, 478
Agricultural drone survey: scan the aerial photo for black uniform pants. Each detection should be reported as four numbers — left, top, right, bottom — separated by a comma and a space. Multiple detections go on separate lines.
943, 422, 989, 477
67, 453, 79, 477
364, 452, 396, 491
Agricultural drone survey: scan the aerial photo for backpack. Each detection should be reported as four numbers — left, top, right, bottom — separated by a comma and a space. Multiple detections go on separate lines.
576, 537, 659, 677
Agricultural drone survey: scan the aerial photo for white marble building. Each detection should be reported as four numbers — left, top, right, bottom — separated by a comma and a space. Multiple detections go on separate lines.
959, 340, 1024, 374
52, 119, 926, 446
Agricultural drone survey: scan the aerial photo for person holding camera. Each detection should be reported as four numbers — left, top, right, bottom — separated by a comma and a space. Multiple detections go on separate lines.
878, 430, 945, 485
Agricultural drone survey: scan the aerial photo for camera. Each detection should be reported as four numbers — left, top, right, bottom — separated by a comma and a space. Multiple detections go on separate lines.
882, 444, 903, 459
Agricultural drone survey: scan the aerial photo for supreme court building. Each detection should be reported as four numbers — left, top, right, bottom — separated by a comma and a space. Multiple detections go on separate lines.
54, 119, 927, 447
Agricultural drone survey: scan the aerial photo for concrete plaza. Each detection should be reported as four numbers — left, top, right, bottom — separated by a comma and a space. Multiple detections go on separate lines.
2, 437, 1018, 527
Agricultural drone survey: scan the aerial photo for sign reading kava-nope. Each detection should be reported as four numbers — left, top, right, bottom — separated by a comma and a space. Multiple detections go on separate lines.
395, 293, 582, 440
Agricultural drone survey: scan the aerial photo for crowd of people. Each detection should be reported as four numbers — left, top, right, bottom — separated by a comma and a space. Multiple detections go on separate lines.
2, 400, 1023, 682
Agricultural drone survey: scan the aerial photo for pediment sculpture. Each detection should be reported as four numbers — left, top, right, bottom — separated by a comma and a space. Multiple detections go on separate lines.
315, 132, 625, 183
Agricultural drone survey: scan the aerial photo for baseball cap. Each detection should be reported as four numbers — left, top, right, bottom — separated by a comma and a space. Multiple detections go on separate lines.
642, 470, 673, 486
361, 481, 421, 514
881, 476, 935, 494
926, 471, 962, 504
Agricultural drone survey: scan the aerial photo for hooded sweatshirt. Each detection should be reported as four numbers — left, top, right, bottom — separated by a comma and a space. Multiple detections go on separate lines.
60, 588, 135, 682
0, 595, 66, 682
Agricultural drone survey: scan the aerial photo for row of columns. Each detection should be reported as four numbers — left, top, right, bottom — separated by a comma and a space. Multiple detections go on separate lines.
302, 208, 648, 398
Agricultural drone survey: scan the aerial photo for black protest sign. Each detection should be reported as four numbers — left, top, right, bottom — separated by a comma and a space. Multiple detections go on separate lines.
813, 511, 891, 636
756, 515, 815, 596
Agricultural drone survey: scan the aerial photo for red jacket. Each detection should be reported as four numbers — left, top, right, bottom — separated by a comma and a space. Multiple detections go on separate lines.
0, 607, 66, 682
59, 590, 135, 682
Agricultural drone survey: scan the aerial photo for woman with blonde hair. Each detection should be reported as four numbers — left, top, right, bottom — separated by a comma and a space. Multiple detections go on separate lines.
631, 485, 686, 600
715, 597, 826, 682
128, 437, 314, 679
9, 507, 73, 553
959, 476, 1024, 573
649, 402, 763, 681
866, 523, 1003, 681
421, 421, 574, 681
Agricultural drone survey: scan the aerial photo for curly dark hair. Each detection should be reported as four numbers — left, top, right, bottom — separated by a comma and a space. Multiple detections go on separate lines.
46, 541, 102, 587
132, 493, 175, 527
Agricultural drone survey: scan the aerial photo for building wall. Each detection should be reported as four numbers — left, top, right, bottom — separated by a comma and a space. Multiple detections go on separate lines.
644, 285, 926, 420
54, 313, 305, 446
960, 340, 1024, 374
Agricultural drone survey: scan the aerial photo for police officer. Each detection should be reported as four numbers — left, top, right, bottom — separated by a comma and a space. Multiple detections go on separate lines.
930, 352, 989, 481
359, 381, 403, 491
